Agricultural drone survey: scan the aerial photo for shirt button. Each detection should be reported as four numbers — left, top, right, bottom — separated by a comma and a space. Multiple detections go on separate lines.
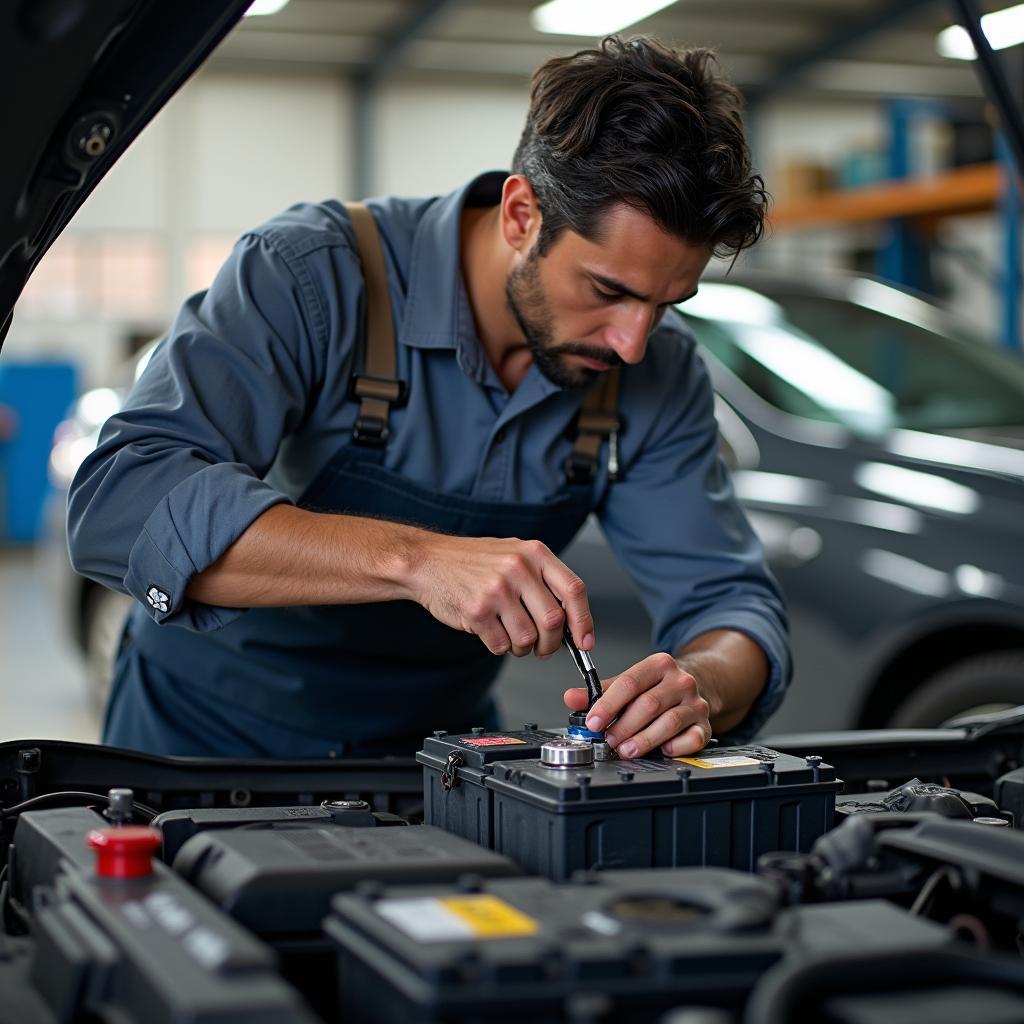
494, 427, 507, 444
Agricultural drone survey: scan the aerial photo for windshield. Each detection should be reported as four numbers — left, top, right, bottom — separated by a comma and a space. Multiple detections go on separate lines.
680, 282, 1024, 434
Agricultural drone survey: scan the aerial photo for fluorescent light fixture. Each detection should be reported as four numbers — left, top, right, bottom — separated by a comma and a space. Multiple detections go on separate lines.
531, 0, 677, 36
244, 0, 290, 17
937, 3, 1024, 60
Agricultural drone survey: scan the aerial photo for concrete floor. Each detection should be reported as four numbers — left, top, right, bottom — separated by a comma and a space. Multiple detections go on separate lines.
0, 547, 99, 744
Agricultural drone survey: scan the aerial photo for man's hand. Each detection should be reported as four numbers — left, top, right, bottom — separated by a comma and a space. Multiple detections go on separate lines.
564, 652, 712, 758
563, 631, 769, 758
404, 534, 594, 658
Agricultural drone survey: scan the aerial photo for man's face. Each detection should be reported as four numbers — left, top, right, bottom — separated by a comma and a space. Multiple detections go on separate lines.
505, 202, 712, 389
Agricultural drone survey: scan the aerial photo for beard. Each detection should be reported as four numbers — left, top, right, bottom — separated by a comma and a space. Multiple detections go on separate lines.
504, 247, 621, 390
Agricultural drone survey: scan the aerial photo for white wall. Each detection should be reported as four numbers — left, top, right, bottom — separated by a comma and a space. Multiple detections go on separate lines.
372, 79, 528, 196
5, 71, 1017, 389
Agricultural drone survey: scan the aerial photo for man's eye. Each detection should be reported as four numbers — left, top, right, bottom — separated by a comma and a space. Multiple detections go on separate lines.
593, 287, 620, 302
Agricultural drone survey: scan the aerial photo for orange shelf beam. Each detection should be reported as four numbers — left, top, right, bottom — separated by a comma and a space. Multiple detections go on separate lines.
769, 162, 1002, 231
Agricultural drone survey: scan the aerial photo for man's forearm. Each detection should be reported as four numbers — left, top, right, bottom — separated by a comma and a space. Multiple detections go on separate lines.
674, 629, 769, 735
183, 503, 598, 659
185, 503, 424, 607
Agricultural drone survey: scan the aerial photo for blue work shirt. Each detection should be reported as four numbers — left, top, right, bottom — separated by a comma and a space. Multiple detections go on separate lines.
68, 171, 791, 740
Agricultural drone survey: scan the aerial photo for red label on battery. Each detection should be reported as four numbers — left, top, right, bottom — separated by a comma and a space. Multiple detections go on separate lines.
461, 736, 528, 747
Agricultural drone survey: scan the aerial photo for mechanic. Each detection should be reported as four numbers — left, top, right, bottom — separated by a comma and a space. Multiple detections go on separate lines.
67, 36, 790, 760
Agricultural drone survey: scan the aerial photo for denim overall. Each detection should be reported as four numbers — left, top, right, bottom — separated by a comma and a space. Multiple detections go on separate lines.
103, 206, 618, 758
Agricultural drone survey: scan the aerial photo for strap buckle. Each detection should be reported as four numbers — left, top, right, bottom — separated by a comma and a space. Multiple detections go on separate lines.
352, 413, 389, 447
567, 412, 622, 486
565, 450, 598, 485
350, 374, 407, 405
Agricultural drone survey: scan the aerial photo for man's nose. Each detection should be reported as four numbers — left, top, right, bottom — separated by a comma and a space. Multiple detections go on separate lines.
604, 306, 654, 364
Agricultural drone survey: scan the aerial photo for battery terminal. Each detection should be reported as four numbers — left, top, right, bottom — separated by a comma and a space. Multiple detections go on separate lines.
441, 751, 464, 792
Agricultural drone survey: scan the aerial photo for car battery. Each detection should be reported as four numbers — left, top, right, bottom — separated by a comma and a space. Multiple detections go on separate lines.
168, 810, 520, 1022
419, 731, 841, 879
10, 807, 317, 1024
418, 726, 561, 848
172, 818, 520, 941
324, 867, 950, 1024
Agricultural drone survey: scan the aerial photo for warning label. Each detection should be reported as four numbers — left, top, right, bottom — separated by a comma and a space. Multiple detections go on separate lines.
675, 754, 762, 769
376, 895, 539, 941
460, 736, 528, 747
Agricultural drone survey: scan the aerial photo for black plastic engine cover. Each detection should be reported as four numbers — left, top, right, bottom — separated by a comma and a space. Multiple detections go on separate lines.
837, 778, 1001, 822
153, 800, 406, 865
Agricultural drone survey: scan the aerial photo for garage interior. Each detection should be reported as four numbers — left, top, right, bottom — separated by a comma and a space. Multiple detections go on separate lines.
3, 1, 1024, 1021
3, 0, 1023, 742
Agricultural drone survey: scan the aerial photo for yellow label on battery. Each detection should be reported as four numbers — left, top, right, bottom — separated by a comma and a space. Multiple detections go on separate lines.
675, 755, 762, 769
437, 895, 539, 937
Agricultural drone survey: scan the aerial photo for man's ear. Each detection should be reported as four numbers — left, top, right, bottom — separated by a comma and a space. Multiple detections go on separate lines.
500, 174, 541, 253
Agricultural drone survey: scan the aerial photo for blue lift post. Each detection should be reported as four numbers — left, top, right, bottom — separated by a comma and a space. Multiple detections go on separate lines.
998, 134, 1022, 352
881, 103, 1022, 353
881, 99, 927, 291
879, 98, 948, 294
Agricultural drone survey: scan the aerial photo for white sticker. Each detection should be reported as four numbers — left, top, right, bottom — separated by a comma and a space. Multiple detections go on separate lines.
377, 898, 476, 941
675, 754, 763, 769
375, 895, 538, 941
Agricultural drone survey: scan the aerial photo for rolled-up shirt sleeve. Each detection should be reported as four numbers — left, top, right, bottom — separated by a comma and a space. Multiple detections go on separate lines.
67, 231, 332, 631
597, 327, 791, 741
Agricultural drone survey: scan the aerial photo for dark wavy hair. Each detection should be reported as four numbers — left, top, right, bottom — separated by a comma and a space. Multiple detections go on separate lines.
512, 36, 768, 259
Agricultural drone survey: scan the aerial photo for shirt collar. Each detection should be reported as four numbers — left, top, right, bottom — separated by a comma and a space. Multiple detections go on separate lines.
398, 170, 507, 354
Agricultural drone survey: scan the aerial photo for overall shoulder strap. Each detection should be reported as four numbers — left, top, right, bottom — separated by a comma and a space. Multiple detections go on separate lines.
344, 201, 406, 447
567, 367, 622, 484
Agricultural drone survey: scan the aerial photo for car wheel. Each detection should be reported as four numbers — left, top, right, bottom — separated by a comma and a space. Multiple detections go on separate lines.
82, 586, 131, 711
888, 651, 1024, 728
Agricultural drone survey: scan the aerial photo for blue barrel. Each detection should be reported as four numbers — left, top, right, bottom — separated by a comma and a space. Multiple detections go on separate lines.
0, 361, 77, 543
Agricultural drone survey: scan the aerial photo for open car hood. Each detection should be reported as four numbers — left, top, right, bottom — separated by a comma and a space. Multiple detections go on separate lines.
0, 0, 251, 351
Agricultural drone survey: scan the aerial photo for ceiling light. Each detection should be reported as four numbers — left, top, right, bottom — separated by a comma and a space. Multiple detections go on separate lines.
244, 0, 290, 17
937, 3, 1024, 60
531, 0, 678, 37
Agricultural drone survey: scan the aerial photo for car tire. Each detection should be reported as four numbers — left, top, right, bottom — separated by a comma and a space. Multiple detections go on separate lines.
82, 585, 131, 712
888, 650, 1024, 728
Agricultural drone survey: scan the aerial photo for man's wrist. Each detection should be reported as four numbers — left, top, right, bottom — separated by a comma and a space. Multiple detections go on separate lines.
674, 653, 724, 720
673, 629, 769, 734
380, 521, 451, 604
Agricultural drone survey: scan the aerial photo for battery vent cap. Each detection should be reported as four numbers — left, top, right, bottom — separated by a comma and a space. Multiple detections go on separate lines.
87, 826, 161, 878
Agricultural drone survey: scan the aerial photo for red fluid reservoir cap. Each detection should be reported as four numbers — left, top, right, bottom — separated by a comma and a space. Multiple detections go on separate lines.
87, 826, 161, 878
